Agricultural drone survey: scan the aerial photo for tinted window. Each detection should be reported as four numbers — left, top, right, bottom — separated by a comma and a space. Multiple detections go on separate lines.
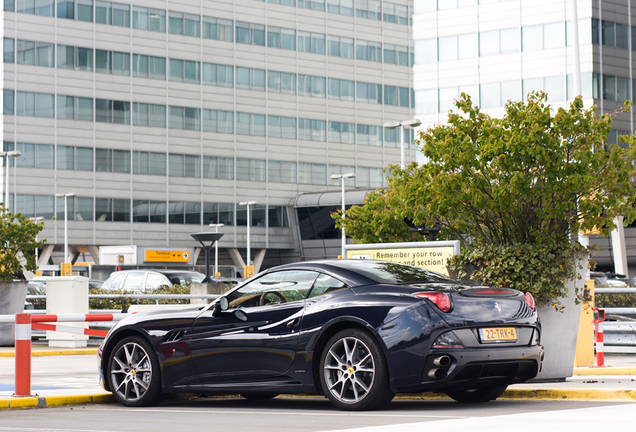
308, 274, 348, 298
159, 272, 205, 286
340, 260, 456, 284
226, 270, 318, 309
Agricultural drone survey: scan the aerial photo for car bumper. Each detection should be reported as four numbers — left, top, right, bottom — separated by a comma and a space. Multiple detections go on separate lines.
392, 345, 543, 393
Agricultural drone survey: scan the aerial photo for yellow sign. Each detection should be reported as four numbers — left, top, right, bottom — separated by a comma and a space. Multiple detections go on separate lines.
145, 250, 190, 263
244, 265, 255, 278
61, 263, 72, 276
214, 272, 221, 278
346, 246, 456, 276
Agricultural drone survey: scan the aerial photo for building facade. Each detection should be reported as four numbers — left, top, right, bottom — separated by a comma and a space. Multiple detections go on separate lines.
1, 0, 416, 277
413, 0, 636, 276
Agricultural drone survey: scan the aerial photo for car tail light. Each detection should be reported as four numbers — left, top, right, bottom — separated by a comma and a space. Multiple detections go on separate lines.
413, 292, 451, 312
524, 292, 536, 310
432, 331, 464, 349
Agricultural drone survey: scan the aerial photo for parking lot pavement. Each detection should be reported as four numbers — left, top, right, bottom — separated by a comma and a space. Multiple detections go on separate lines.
1, 346, 636, 410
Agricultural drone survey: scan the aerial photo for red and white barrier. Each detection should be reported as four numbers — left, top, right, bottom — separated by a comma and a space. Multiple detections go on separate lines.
592, 307, 606, 368
2, 312, 128, 397
14, 313, 32, 397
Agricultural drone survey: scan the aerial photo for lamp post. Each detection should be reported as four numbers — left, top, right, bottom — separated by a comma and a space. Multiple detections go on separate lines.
190, 232, 225, 283
331, 173, 356, 259
209, 223, 224, 278
29, 216, 45, 263
55, 192, 75, 265
239, 202, 257, 271
383, 119, 422, 169
1, 150, 22, 209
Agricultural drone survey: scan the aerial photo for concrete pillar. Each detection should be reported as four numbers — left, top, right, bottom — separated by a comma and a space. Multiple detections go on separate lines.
45, 276, 89, 348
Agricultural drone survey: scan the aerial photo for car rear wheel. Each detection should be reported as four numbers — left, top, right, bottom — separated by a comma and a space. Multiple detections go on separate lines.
108, 336, 163, 407
445, 384, 508, 403
320, 329, 394, 411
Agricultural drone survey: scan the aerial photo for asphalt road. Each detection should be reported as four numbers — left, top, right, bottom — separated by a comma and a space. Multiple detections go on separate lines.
1, 398, 635, 432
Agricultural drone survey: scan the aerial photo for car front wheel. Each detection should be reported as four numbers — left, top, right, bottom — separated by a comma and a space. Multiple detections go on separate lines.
319, 329, 394, 411
108, 336, 163, 407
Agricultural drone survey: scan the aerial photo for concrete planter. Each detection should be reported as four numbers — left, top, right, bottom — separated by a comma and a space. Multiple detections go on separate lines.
533, 253, 586, 381
0, 281, 28, 346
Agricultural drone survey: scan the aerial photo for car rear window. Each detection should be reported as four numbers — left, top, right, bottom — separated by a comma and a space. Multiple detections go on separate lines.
340, 260, 456, 284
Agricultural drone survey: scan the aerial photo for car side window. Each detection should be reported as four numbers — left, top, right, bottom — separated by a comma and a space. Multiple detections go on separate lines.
146, 273, 170, 290
307, 274, 348, 299
123, 272, 146, 292
107, 273, 126, 289
226, 270, 319, 309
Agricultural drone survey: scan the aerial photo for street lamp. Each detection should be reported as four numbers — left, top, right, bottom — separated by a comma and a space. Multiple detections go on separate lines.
330, 173, 356, 259
383, 119, 422, 169
209, 223, 225, 278
29, 216, 45, 263
55, 192, 75, 264
1, 150, 21, 209
239, 202, 257, 277
190, 232, 225, 283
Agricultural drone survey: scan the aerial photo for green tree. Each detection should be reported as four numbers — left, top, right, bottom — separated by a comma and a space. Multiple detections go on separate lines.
335, 93, 636, 306
0, 205, 45, 281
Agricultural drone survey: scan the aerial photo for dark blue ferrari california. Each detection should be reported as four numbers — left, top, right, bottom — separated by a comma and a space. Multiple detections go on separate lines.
98, 260, 543, 410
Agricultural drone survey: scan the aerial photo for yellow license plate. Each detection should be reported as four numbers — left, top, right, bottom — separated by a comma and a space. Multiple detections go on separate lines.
479, 327, 517, 343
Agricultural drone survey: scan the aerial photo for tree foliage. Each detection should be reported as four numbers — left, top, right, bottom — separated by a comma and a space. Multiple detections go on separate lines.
0, 204, 45, 281
335, 93, 636, 306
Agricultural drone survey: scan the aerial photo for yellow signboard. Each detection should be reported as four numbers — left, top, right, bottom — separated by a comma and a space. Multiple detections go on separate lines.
61, 263, 72, 276
145, 250, 190, 263
346, 243, 458, 276
244, 265, 255, 279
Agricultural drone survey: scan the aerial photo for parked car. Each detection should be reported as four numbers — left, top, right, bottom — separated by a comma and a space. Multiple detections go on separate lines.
98, 260, 542, 410
590, 271, 629, 288
99, 270, 207, 293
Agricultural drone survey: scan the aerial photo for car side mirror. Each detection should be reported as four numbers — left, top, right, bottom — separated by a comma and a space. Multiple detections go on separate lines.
212, 296, 229, 317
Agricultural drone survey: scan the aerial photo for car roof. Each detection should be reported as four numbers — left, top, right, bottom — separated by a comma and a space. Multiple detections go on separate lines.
262, 260, 380, 287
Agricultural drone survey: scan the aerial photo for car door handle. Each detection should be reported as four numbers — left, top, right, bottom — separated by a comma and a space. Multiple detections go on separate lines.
287, 318, 300, 328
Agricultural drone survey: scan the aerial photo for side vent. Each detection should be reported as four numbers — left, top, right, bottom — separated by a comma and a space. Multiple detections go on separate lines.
163, 330, 186, 343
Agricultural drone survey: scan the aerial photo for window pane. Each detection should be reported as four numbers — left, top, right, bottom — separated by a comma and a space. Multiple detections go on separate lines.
480, 30, 499, 56
57, 145, 74, 170
113, 149, 130, 173
500, 28, 520, 54
480, 82, 500, 108
76, 97, 93, 121
169, 106, 184, 129
543, 22, 564, 49
57, 95, 74, 119
35, 93, 54, 118
76, 146, 93, 170
523, 25, 543, 51
544, 75, 565, 102
112, 52, 130, 76
438, 36, 457, 61
169, 153, 184, 177
414, 38, 436, 63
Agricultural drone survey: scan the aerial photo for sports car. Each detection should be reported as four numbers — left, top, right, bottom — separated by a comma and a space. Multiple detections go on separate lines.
98, 260, 543, 410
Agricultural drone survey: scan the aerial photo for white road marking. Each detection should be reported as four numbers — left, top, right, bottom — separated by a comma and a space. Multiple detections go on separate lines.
94, 407, 468, 419
316, 402, 636, 432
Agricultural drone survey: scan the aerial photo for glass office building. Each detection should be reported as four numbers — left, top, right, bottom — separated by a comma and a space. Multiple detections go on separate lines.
1, 0, 415, 275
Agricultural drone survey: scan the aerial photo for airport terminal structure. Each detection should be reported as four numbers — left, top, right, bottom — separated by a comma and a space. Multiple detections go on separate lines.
1, 0, 415, 277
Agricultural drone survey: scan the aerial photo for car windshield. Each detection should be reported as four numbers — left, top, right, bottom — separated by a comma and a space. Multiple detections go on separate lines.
340, 260, 457, 284
160, 272, 205, 285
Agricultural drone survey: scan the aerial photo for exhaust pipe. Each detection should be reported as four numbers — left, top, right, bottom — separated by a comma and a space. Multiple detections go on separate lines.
427, 368, 447, 380
433, 355, 451, 367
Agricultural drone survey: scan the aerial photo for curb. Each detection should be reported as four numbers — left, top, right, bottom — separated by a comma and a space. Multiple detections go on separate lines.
574, 367, 636, 376
0, 349, 98, 358
0, 394, 114, 410
3, 388, 636, 410
398, 389, 636, 402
